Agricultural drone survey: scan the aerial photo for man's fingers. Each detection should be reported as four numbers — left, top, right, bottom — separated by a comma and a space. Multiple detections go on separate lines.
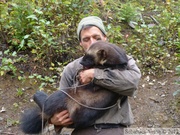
78, 69, 94, 84
57, 110, 68, 116
61, 118, 73, 125
58, 112, 69, 122
50, 110, 73, 126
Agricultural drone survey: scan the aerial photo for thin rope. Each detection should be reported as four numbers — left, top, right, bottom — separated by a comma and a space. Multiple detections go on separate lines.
60, 82, 90, 90
41, 104, 45, 135
59, 89, 117, 110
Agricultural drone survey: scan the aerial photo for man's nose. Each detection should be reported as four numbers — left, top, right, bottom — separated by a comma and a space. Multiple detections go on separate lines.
90, 38, 97, 45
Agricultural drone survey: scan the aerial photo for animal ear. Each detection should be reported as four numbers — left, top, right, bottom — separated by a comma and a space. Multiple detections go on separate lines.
97, 49, 107, 60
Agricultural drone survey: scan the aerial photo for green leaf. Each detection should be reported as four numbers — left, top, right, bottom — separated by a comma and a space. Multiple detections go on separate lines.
175, 65, 180, 74
24, 35, 30, 39
173, 90, 180, 96
0, 71, 5, 76
63, 1, 71, 5
12, 51, 17, 56
26, 15, 38, 20
19, 39, 25, 49
31, 49, 37, 54
35, 9, 43, 14
28, 75, 34, 79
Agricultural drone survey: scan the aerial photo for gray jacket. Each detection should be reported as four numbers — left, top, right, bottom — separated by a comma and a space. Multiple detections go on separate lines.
59, 55, 141, 126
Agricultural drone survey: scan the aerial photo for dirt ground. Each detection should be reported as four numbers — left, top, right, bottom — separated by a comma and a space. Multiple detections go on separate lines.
0, 71, 179, 135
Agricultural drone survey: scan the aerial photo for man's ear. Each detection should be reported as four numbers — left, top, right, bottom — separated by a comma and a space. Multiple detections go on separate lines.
104, 36, 107, 41
80, 42, 83, 47
80, 42, 86, 51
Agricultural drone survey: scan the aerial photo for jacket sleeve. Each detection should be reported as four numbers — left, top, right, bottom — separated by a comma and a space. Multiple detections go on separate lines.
93, 55, 141, 96
59, 58, 83, 89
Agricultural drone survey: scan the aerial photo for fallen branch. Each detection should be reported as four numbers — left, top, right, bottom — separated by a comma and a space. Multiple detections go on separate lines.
150, 15, 160, 25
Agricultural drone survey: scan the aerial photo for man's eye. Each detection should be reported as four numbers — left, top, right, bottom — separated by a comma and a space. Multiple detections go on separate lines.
94, 36, 102, 41
96, 38, 102, 41
83, 38, 89, 42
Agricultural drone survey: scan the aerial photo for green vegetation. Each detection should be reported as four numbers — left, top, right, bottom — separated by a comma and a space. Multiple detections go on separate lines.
0, 0, 179, 89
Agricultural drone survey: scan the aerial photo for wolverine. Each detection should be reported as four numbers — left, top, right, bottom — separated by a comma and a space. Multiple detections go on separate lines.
20, 41, 128, 134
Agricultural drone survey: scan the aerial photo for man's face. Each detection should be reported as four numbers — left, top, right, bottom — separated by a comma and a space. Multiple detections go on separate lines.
80, 26, 107, 51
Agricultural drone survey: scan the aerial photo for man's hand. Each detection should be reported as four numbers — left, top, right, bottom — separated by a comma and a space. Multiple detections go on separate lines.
79, 69, 95, 84
50, 110, 73, 126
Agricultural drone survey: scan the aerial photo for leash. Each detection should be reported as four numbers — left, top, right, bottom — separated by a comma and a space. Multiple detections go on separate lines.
59, 86, 118, 111
41, 104, 44, 135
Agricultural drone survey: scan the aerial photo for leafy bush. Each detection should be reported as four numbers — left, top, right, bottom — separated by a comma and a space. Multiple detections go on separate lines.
0, 0, 179, 88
